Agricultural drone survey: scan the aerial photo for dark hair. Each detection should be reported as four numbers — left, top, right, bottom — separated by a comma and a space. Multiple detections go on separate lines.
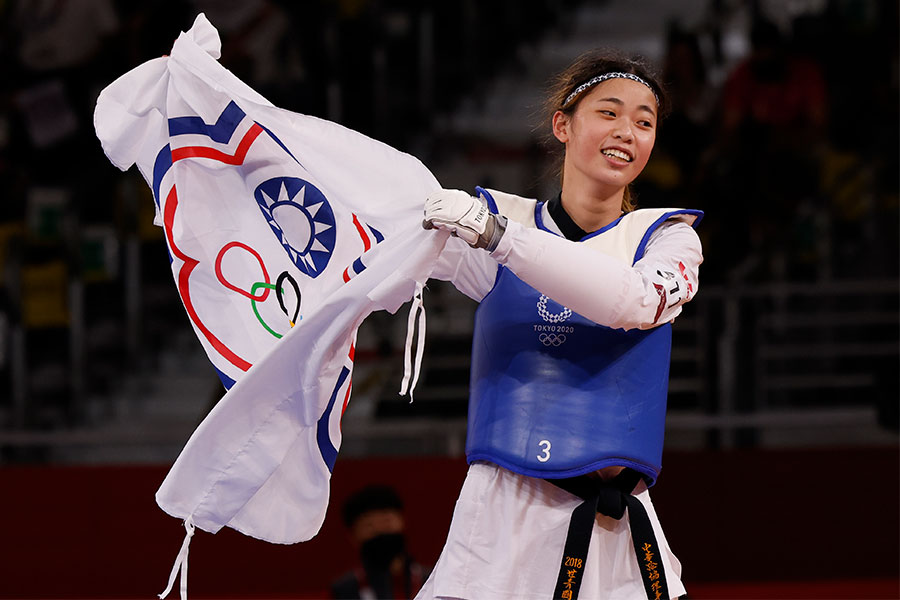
342, 485, 404, 527
542, 49, 669, 212
750, 18, 784, 50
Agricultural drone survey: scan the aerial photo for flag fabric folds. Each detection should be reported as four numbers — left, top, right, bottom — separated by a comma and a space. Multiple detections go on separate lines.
94, 13, 447, 544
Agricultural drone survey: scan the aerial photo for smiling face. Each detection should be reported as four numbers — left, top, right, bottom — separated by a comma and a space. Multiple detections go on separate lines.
552, 77, 658, 198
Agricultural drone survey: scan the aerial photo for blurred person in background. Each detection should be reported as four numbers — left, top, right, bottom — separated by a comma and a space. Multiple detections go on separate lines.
418, 50, 703, 600
705, 15, 829, 281
636, 25, 715, 212
719, 16, 827, 141
332, 485, 429, 600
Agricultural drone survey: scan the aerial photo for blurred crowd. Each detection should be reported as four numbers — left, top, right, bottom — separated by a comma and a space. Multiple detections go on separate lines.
0, 0, 573, 431
635, 1, 898, 285
0, 0, 896, 437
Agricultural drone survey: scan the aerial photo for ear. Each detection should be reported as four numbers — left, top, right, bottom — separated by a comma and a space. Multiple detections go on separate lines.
551, 110, 570, 143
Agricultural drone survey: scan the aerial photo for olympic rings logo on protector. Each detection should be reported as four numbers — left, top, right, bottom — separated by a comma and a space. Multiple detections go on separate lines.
539, 333, 566, 346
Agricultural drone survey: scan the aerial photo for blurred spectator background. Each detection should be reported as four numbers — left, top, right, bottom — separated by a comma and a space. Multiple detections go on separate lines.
331, 484, 429, 599
0, 0, 897, 598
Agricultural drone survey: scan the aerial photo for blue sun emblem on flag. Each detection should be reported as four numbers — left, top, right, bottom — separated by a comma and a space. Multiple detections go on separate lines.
254, 177, 336, 278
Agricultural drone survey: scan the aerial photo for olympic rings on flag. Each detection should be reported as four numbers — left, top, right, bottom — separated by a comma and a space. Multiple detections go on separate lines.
215, 241, 272, 301
250, 282, 284, 339
249, 271, 303, 339
275, 271, 301, 326
214, 242, 302, 339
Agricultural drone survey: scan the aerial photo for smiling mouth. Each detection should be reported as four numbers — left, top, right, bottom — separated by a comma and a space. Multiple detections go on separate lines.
601, 148, 633, 162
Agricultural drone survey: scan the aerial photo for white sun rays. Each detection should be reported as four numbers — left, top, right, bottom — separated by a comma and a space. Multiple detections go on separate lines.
257, 179, 335, 276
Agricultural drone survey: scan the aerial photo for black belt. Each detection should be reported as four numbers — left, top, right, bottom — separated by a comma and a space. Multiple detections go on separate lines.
549, 470, 669, 600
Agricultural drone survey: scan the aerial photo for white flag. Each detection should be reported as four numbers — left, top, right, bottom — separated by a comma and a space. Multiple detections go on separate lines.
95, 13, 447, 544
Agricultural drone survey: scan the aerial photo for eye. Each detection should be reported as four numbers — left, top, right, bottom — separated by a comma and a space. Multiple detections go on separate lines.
637, 119, 654, 128
598, 109, 616, 117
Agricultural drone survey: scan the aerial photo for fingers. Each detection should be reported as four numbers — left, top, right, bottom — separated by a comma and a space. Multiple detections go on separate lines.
425, 189, 475, 219
422, 189, 485, 247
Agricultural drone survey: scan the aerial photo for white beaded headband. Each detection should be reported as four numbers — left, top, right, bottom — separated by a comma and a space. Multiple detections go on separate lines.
562, 72, 659, 108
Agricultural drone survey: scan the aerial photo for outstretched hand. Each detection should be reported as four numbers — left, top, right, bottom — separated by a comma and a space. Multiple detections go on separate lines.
423, 189, 506, 252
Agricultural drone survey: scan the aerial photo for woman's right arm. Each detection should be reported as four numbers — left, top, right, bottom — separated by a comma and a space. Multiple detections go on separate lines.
429, 235, 499, 302
491, 218, 702, 330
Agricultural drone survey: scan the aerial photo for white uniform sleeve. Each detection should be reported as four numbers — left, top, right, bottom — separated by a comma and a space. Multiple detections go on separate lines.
490, 218, 702, 330
429, 234, 499, 302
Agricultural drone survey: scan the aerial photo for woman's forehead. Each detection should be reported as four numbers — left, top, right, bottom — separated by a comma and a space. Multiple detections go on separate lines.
581, 77, 658, 110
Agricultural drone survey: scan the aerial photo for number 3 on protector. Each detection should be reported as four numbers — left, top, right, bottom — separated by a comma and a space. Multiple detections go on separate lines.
537, 440, 551, 462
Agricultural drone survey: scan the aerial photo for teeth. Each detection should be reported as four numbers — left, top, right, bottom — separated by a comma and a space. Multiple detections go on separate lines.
602, 149, 632, 162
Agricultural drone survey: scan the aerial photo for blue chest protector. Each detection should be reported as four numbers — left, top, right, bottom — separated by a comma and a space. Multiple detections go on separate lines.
466, 267, 672, 486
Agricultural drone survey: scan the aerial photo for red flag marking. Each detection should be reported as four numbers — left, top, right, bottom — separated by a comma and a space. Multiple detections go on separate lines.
164, 186, 252, 372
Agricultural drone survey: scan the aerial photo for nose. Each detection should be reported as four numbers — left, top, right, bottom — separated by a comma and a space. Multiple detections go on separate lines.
612, 119, 634, 142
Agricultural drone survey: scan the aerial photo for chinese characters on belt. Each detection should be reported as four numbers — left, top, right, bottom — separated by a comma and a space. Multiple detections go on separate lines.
558, 556, 584, 599
641, 542, 663, 600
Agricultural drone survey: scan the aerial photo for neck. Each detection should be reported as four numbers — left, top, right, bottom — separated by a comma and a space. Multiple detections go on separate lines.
559, 160, 627, 231
559, 183, 625, 233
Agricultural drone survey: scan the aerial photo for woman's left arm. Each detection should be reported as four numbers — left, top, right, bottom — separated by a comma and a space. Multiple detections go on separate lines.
492, 219, 703, 330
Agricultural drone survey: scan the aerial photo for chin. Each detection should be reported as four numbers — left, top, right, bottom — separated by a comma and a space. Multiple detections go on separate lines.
594, 171, 636, 188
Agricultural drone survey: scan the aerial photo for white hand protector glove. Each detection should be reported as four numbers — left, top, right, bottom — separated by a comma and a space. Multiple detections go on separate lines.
423, 189, 507, 252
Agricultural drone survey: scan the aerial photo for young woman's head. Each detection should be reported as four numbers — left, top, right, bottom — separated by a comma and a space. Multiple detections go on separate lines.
544, 50, 669, 211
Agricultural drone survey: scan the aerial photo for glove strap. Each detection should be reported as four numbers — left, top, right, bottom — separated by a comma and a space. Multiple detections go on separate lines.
478, 214, 507, 252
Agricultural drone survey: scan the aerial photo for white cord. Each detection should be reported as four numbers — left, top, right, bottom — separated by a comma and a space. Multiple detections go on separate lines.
159, 519, 195, 600
399, 283, 425, 401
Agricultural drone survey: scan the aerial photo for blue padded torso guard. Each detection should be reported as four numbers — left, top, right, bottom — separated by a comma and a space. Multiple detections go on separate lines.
466, 266, 672, 486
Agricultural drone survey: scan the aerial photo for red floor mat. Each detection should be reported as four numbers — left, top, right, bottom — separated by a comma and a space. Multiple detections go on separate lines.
685, 577, 899, 599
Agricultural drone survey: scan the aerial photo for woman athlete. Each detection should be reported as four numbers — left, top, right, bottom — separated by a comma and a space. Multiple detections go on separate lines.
419, 50, 703, 600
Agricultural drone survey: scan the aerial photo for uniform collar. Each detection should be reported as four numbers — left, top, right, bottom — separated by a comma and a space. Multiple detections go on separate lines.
547, 192, 589, 242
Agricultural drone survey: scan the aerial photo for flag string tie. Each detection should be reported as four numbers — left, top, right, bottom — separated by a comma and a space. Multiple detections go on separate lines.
159, 518, 195, 600
399, 282, 426, 401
